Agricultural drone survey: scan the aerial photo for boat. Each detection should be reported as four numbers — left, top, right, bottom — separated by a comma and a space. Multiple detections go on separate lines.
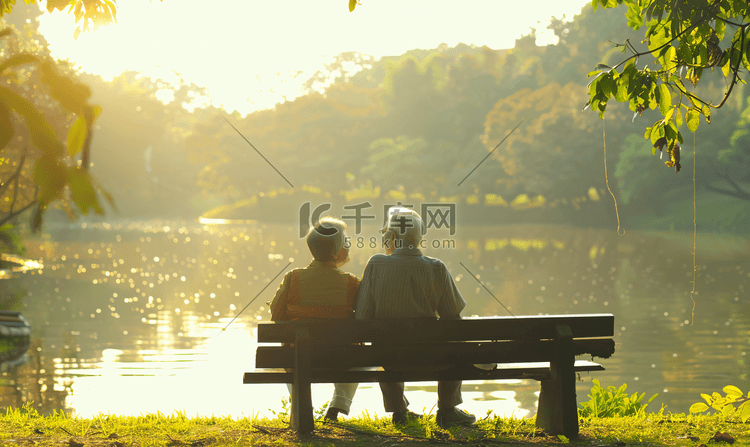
0, 311, 31, 366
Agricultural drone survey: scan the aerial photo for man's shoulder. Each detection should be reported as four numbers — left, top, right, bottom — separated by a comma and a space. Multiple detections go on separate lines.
366, 253, 390, 264
416, 254, 450, 270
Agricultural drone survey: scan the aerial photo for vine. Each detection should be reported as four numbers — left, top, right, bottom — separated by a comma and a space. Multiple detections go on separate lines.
603, 116, 624, 236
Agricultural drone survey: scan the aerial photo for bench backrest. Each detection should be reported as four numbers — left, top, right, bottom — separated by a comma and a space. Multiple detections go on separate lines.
257, 313, 614, 344
255, 314, 615, 369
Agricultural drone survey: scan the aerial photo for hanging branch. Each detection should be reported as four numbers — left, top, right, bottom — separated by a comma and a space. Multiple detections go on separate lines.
0, 186, 38, 227
0, 147, 26, 197
705, 166, 750, 202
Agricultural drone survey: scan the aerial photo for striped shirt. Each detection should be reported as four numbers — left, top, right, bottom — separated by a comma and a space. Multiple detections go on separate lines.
354, 247, 465, 320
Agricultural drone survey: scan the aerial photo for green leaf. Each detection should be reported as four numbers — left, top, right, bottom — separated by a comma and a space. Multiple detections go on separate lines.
702, 105, 711, 123
739, 401, 750, 423
720, 404, 734, 416
67, 167, 102, 215
40, 60, 92, 115
592, 0, 598, 12
625, 3, 644, 29
648, 25, 670, 52
0, 99, 13, 149
104, 0, 117, 21
675, 106, 683, 127
722, 50, 733, 77
715, 18, 726, 41
34, 156, 66, 208
723, 385, 743, 398
0, 86, 64, 156
0, 53, 40, 77
601, 74, 616, 98
73, 0, 83, 22
690, 402, 709, 413
660, 46, 676, 73
615, 77, 629, 102
687, 108, 700, 132
650, 122, 664, 145
657, 84, 671, 115
663, 106, 674, 123
66, 116, 87, 157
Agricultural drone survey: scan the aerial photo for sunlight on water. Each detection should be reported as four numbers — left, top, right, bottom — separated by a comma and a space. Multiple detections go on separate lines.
2, 220, 748, 418
53, 309, 525, 418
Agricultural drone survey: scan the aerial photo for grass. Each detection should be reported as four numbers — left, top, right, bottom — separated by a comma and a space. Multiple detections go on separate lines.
0, 404, 748, 446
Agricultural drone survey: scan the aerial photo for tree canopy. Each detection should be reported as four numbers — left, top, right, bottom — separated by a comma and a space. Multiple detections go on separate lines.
586, 0, 750, 174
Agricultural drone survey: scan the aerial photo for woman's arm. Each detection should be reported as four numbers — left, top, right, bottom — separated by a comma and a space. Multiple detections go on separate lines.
269, 271, 292, 321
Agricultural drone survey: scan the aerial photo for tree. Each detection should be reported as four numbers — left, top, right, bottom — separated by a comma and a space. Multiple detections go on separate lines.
482, 82, 606, 202
0, 0, 137, 252
586, 0, 750, 173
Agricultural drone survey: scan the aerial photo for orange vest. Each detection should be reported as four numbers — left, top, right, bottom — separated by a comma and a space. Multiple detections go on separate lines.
285, 269, 358, 320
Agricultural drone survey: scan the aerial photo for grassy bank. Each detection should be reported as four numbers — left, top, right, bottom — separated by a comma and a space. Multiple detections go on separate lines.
1, 405, 747, 446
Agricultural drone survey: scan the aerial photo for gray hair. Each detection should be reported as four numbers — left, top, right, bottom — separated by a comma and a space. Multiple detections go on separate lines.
382, 209, 425, 249
306, 216, 347, 262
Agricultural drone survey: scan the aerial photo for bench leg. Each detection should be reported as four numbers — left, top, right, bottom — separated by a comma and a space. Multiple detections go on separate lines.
536, 326, 578, 438
291, 328, 314, 434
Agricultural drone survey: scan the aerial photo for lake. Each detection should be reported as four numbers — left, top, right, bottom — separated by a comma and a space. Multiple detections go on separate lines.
1, 219, 748, 419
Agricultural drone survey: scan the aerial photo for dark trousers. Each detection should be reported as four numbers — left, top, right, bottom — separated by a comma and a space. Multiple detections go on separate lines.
379, 378, 463, 412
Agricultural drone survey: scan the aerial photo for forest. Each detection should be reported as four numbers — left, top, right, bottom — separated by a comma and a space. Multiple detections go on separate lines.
2, 2, 749, 244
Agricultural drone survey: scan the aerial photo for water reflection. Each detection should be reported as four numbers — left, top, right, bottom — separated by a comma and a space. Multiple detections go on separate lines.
1, 220, 747, 418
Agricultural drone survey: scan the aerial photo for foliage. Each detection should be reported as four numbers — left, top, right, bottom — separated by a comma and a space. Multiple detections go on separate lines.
314, 400, 329, 420
268, 396, 289, 422
588, 0, 750, 173
0, 25, 109, 233
689, 385, 750, 422
148, 7, 750, 229
482, 82, 602, 200
0, 0, 156, 39
0, 0, 130, 237
0, 223, 24, 253
578, 380, 659, 418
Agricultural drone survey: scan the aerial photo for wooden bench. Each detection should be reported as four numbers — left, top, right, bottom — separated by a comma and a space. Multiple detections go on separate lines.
244, 313, 615, 437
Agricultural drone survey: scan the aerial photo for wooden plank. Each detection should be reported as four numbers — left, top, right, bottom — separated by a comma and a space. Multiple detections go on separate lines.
256, 338, 615, 369
243, 360, 605, 384
257, 314, 614, 344
290, 327, 314, 434
537, 326, 579, 438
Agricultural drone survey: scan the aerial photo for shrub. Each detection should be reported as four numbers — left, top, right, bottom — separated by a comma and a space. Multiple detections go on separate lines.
578, 380, 658, 418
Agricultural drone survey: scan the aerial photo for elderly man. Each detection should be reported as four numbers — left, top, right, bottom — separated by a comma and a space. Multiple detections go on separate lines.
355, 207, 476, 428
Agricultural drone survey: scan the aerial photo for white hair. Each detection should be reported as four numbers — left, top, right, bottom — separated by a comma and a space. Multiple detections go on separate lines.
382, 209, 425, 249
306, 216, 347, 262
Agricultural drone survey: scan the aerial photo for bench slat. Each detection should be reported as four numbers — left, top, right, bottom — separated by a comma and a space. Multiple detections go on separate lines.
257, 314, 614, 344
255, 338, 615, 369
243, 360, 605, 384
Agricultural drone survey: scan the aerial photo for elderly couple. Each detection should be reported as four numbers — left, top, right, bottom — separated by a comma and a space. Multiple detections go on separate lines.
269, 207, 476, 428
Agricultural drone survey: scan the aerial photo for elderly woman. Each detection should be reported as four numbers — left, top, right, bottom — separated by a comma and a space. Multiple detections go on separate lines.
269, 216, 359, 422
355, 207, 476, 428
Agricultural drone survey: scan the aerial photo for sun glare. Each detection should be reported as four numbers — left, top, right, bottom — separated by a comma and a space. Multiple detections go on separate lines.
36, 0, 590, 116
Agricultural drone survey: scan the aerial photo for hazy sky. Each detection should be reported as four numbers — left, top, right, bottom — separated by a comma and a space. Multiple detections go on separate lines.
38, 0, 593, 115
